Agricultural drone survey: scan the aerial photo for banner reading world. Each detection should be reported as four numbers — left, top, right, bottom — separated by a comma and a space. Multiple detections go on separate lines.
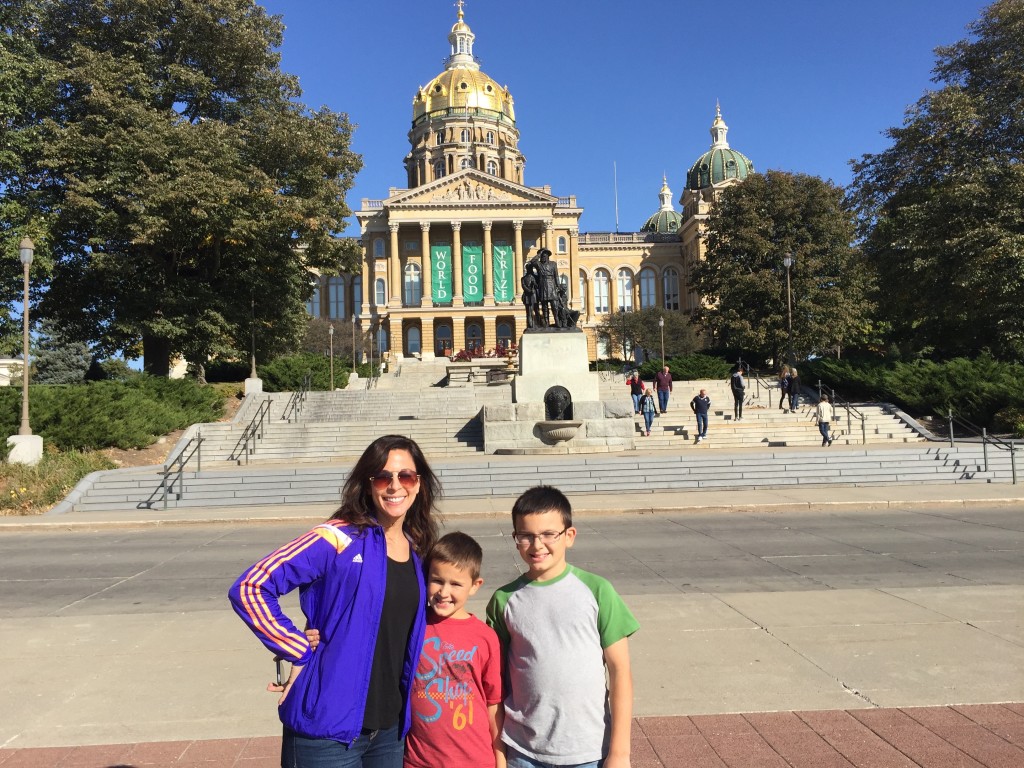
492, 243, 514, 302
462, 243, 483, 303
431, 244, 452, 304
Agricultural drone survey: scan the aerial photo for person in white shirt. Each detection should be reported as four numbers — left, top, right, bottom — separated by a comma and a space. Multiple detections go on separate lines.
816, 395, 835, 447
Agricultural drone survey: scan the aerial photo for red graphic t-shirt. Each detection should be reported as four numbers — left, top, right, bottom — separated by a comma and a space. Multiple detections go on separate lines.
404, 613, 503, 768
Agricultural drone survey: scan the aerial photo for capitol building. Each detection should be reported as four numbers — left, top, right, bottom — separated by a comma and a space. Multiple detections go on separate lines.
310, 4, 754, 362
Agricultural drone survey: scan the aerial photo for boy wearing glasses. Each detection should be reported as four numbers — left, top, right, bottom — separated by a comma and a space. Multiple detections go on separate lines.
486, 486, 639, 768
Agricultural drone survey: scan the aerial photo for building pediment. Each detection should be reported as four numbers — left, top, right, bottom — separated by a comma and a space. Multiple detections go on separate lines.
385, 170, 557, 208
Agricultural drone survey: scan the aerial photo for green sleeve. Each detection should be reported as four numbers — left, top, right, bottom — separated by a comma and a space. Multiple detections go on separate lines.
485, 586, 512, 649
573, 568, 640, 648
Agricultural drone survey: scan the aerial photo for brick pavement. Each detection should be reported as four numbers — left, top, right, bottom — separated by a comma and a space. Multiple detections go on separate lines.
2, 704, 1021, 767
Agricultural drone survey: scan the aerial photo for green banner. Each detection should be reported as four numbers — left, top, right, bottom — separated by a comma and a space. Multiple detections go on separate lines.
492, 242, 514, 302
431, 244, 452, 303
462, 242, 483, 303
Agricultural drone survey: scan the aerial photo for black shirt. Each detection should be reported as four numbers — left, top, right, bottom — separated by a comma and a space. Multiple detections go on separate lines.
361, 555, 420, 730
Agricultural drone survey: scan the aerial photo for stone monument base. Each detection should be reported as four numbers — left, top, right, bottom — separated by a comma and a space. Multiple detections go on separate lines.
482, 400, 634, 454
7, 434, 43, 466
512, 329, 599, 404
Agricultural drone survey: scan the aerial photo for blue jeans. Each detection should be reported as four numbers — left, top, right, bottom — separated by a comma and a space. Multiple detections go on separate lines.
695, 412, 708, 437
819, 421, 831, 444
281, 725, 404, 768
790, 391, 800, 410
506, 745, 601, 768
658, 390, 670, 412
643, 411, 654, 433
631, 393, 640, 413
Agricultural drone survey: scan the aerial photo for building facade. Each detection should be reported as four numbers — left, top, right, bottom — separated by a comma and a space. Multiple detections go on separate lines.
311, 4, 754, 363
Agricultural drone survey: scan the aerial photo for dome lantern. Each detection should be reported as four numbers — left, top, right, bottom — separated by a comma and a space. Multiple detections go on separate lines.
641, 175, 682, 235
685, 104, 754, 191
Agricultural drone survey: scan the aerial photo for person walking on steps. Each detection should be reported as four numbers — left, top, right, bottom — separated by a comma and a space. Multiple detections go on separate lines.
778, 365, 792, 411
789, 366, 801, 412
655, 365, 673, 414
690, 388, 710, 443
639, 387, 657, 437
816, 394, 835, 446
729, 363, 746, 421
628, 372, 644, 414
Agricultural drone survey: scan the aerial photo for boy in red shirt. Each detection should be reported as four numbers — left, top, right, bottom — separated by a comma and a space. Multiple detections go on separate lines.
406, 532, 505, 768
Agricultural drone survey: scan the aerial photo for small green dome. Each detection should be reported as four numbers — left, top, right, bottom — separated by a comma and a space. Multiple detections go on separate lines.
686, 105, 754, 191
641, 175, 682, 234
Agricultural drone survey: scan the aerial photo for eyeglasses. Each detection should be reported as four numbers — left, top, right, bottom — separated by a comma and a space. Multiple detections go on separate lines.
511, 529, 568, 547
369, 470, 419, 491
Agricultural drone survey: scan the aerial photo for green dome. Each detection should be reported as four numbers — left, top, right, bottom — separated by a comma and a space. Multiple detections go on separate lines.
686, 105, 754, 190
641, 176, 682, 234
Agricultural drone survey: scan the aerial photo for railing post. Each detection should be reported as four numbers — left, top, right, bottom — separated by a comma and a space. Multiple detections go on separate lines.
197, 429, 202, 473
982, 428, 989, 472
948, 409, 955, 447
1011, 444, 1017, 485
817, 379, 822, 401
162, 466, 169, 510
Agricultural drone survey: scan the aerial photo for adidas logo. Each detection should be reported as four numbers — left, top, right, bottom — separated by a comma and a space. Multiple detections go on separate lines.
352, 554, 363, 564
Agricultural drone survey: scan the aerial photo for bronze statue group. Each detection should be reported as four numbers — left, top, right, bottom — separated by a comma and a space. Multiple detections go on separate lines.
520, 248, 580, 330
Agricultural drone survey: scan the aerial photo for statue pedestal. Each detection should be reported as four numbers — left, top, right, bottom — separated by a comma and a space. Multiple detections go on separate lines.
244, 377, 263, 395
512, 330, 598, 404
7, 434, 43, 466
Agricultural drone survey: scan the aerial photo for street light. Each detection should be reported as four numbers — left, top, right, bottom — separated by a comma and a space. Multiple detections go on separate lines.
351, 314, 357, 375
249, 293, 257, 379
328, 324, 335, 391
658, 315, 665, 368
18, 237, 33, 436
620, 308, 627, 364
783, 253, 794, 365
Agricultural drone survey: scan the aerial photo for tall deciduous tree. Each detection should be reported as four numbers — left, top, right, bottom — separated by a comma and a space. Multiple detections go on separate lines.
849, 0, 1024, 360
2, 0, 361, 374
595, 307, 699, 362
689, 171, 874, 364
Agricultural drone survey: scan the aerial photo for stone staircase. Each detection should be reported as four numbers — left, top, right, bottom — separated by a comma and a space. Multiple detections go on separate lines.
59, 443, 1015, 514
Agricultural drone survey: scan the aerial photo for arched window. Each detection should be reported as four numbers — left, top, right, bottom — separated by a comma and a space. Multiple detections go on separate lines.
486, 159, 497, 175
461, 156, 475, 169
663, 267, 680, 310
433, 159, 445, 180
403, 263, 422, 305
406, 326, 421, 356
557, 236, 567, 254
639, 268, 656, 309
327, 277, 345, 319
616, 269, 634, 312
373, 238, 384, 259
486, 131, 494, 145
305, 283, 321, 317
460, 128, 470, 143
376, 327, 388, 356
435, 324, 453, 356
375, 278, 386, 306
497, 322, 513, 352
352, 278, 362, 313
593, 269, 610, 314
578, 270, 587, 314
466, 322, 483, 354
435, 132, 444, 146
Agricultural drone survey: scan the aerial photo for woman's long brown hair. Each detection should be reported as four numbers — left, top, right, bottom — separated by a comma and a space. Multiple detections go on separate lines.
330, 435, 441, 556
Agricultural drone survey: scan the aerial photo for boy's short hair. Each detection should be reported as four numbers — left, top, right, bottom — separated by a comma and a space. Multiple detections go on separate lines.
511, 485, 573, 530
427, 531, 483, 580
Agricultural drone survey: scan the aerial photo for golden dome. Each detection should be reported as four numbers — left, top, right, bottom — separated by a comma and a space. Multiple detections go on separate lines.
413, 69, 515, 123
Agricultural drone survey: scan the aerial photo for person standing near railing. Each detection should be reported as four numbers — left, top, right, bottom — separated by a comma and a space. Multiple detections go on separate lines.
778, 365, 792, 411
789, 366, 801, 412
729, 364, 746, 421
816, 394, 835, 447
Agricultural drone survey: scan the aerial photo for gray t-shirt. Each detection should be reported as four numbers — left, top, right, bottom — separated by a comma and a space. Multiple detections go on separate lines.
486, 564, 639, 764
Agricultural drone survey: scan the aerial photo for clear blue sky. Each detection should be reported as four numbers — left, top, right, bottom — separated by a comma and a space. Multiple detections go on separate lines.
260, 0, 989, 235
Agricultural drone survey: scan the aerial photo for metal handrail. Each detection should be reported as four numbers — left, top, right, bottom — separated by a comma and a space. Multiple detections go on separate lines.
816, 381, 868, 445
138, 431, 205, 509
947, 410, 1018, 484
229, 397, 273, 465
281, 372, 312, 423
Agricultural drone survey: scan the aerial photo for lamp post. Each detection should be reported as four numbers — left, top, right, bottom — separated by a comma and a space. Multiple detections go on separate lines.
620, 308, 627, 364
249, 293, 257, 379
658, 315, 665, 368
783, 254, 794, 365
18, 237, 33, 436
328, 324, 335, 391
351, 314, 357, 375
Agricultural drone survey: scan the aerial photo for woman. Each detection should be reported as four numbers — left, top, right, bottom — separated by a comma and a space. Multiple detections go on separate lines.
229, 435, 441, 768
778, 365, 791, 411
789, 366, 801, 412
628, 372, 645, 414
639, 387, 657, 436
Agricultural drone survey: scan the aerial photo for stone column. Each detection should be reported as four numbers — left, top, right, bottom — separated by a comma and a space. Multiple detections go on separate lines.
568, 227, 579, 308
451, 221, 464, 307
360, 235, 370, 315
453, 316, 466, 354
419, 221, 432, 307
421, 317, 435, 360
389, 318, 404, 361
543, 219, 553, 251
513, 220, 524, 301
483, 314, 496, 351
482, 220, 494, 307
388, 223, 401, 308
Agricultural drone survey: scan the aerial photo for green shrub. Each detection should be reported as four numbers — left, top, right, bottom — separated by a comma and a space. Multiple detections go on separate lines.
1, 448, 117, 515
0, 377, 224, 452
992, 406, 1024, 438
637, 354, 733, 381
259, 353, 350, 392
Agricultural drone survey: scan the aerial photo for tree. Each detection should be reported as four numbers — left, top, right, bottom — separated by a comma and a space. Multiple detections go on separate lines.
2, 0, 362, 374
595, 307, 699, 362
689, 171, 874, 364
32, 319, 91, 384
849, 0, 1024, 360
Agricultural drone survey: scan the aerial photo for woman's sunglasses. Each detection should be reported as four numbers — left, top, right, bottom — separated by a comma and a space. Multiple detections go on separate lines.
369, 470, 419, 491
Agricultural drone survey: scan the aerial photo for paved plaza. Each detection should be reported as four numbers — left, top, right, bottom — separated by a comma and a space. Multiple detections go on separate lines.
1, 483, 1022, 766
